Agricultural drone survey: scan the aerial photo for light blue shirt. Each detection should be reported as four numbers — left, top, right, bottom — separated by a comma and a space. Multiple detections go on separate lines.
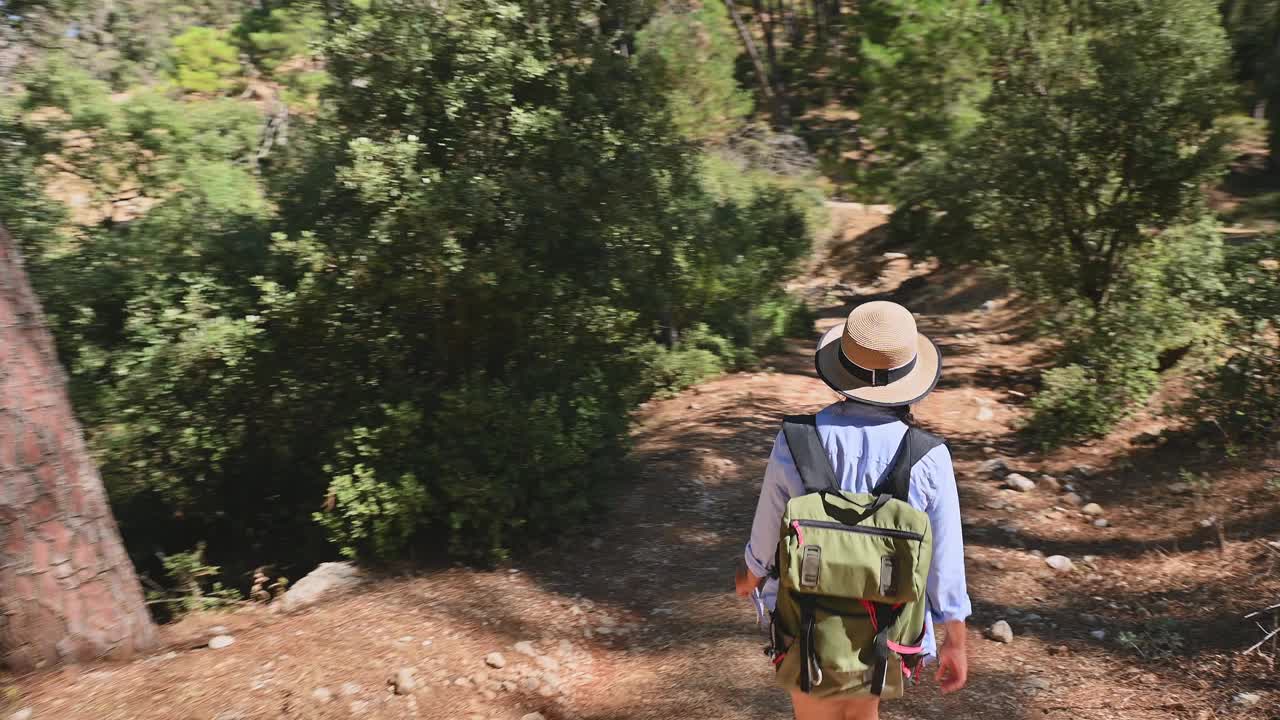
744, 400, 972, 657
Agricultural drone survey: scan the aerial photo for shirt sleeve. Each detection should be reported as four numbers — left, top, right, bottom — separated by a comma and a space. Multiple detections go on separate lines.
743, 430, 804, 578
922, 444, 972, 625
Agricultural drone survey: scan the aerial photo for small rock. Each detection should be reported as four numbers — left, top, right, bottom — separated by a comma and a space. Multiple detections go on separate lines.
1062, 492, 1084, 507
312, 688, 333, 703
541, 672, 563, 690
1168, 482, 1193, 495
984, 498, 1006, 510
514, 640, 539, 657
519, 677, 541, 692
1039, 476, 1061, 492
1005, 474, 1036, 492
209, 625, 229, 635
979, 459, 1010, 478
482, 689, 497, 701
1069, 465, 1096, 479
1090, 630, 1106, 641
1093, 519, 1109, 528
349, 700, 369, 714
521, 714, 547, 720
1233, 693, 1261, 707
279, 561, 365, 612
1082, 555, 1099, 564
1029, 549, 1045, 559
536, 655, 560, 672
883, 252, 909, 260
485, 652, 507, 669
341, 682, 362, 696
1045, 555, 1074, 573
981, 300, 997, 313
1048, 645, 1070, 656
392, 668, 416, 695
1024, 677, 1052, 691
982, 446, 997, 456
987, 620, 1014, 643
557, 639, 576, 657
10, 710, 32, 720
501, 680, 517, 692
1081, 503, 1104, 516
207, 635, 235, 650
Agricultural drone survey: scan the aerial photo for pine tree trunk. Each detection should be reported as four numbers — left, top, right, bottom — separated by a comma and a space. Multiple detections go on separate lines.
0, 224, 158, 671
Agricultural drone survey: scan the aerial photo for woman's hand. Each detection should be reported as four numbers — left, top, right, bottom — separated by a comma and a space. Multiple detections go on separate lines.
734, 557, 763, 598
936, 620, 969, 693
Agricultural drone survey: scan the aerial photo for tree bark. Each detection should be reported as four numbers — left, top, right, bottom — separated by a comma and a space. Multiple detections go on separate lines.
753, 0, 791, 127
723, 0, 788, 127
0, 224, 157, 671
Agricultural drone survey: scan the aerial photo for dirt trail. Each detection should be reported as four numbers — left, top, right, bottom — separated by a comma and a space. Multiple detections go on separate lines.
8, 204, 1275, 720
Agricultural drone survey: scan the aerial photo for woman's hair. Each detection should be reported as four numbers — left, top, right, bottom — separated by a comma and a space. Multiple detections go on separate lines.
837, 396, 918, 427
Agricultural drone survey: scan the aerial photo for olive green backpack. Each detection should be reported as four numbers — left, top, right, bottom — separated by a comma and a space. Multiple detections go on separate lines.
766, 415, 942, 699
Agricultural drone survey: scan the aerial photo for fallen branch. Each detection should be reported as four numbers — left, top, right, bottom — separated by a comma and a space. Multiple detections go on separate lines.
1245, 602, 1280, 619
1243, 627, 1280, 655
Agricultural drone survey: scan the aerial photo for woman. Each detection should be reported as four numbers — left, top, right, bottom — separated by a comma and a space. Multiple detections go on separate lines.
734, 301, 971, 720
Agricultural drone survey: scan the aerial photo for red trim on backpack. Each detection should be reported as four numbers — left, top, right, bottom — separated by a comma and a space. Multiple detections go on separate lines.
887, 640, 924, 655
860, 600, 879, 631
791, 520, 805, 546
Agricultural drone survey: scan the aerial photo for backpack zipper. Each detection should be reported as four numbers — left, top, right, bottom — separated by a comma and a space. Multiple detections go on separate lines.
792, 519, 923, 542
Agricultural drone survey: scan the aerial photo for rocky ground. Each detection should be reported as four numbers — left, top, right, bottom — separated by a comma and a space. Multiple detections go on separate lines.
3, 204, 1278, 720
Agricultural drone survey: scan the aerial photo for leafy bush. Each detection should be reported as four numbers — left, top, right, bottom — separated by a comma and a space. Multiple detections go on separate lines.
1024, 222, 1225, 445
146, 543, 242, 616
896, 0, 1233, 445
13, 0, 816, 572
237, 5, 325, 72
901, 0, 1231, 306
635, 0, 752, 143
1189, 235, 1280, 442
169, 27, 242, 94
856, 0, 1000, 197
1117, 619, 1187, 659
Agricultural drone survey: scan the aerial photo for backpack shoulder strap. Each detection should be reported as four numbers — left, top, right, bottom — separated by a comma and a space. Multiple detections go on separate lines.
876, 426, 946, 502
781, 414, 839, 494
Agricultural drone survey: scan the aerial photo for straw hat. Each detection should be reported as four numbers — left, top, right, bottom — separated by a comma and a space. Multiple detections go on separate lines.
814, 301, 941, 407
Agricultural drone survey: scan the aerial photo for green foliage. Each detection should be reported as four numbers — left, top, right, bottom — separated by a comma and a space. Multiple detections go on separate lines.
237, 4, 325, 72
1116, 619, 1187, 659
313, 408, 430, 560
635, 0, 752, 143
1024, 222, 1225, 445
1221, 0, 1280, 155
896, 0, 1232, 445
169, 26, 242, 94
901, 0, 1231, 307
146, 543, 242, 615
11, 0, 814, 572
643, 343, 727, 397
856, 0, 999, 195
1189, 236, 1280, 441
